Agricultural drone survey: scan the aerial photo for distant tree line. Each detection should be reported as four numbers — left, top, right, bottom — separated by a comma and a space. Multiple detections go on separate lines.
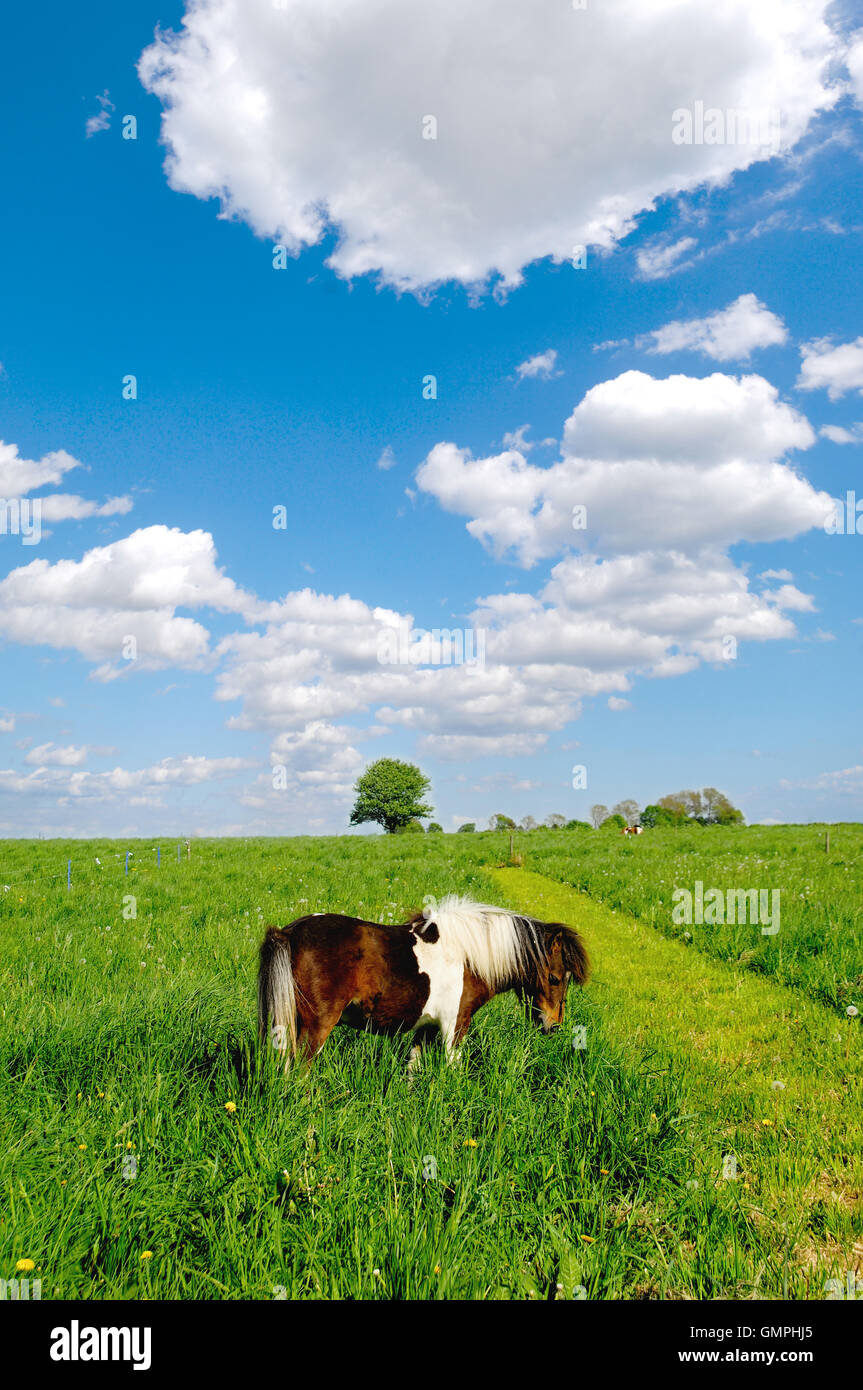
457, 790, 744, 833
348, 760, 743, 835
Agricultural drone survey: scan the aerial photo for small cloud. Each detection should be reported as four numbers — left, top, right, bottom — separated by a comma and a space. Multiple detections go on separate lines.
759, 568, 793, 582
24, 742, 90, 767
607, 696, 631, 712
85, 91, 115, 138
376, 445, 397, 470
819, 423, 863, 444
0, 717, 14, 734
636, 294, 787, 362
502, 424, 534, 452
48, 697, 66, 708
797, 337, 863, 400
300, 561, 315, 573
635, 236, 697, 280
515, 349, 560, 381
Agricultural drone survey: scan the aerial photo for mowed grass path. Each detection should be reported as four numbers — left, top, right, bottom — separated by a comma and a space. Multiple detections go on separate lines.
492, 868, 863, 1298
525, 824, 863, 1015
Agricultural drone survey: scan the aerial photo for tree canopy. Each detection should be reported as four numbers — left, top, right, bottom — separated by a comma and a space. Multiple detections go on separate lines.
349, 759, 433, 835
655, 788, 743, 826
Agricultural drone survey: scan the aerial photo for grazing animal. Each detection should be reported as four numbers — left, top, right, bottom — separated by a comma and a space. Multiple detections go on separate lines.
258, 895, 589, 1070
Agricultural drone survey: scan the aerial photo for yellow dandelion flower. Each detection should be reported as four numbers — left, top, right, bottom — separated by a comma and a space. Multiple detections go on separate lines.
579, 1235, 595, 1244
434, 1265, 441, 1274
78, 1143, 87, 1150
463, 1138, 477, 1148
600, 1169, 610, 1175
140, 1251, 153, 1261
224, 1101, 237, 1114
15, 1259, 35, 1274
126, 1140, 133, 1149
761, 1118, 773, 1126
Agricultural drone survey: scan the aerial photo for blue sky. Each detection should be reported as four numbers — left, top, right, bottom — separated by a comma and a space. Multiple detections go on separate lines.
1, 0, 862, 835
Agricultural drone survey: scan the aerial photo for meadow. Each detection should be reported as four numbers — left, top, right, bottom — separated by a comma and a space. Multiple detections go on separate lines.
0, 827, 860, 1300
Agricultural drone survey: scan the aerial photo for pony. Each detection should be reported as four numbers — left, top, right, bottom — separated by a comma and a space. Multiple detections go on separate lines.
258, 895, 589, 1070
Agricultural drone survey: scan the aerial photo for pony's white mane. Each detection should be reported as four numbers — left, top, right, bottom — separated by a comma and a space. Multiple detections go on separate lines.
422, 894, 541, 987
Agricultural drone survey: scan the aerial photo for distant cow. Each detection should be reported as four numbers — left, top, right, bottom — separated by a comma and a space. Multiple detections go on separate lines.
622, 825, 643, 836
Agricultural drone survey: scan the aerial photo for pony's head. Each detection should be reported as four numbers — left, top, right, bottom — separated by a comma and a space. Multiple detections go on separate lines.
520, 923, 590, 1033
407, 897, 590, 1034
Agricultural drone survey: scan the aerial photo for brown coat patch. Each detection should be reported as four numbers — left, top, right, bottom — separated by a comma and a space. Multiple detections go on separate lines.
286, 914, 431, 1053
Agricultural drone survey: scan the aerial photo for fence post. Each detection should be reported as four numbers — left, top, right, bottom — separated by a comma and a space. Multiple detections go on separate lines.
157, 846, 161, 868
125, 851, 130, 876
67, 860, 71, 891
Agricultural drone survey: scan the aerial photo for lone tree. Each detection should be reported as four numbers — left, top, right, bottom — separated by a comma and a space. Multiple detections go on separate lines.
349, 758, 433, 835
590, 803, 610, 829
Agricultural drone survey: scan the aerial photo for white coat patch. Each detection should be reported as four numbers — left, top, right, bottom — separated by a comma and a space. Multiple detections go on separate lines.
410, 933, 464, 1055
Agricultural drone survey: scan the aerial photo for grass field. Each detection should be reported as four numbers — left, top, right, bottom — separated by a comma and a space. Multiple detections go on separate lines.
1, 828, 860, 1299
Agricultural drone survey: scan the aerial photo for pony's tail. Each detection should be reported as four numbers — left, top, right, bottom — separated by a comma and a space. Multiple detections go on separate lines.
258, 927, 298, 1065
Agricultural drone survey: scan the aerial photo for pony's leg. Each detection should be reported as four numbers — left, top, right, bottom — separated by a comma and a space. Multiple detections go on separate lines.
441, 1015, 464, 1067
446, 1003, 481, 1066
296, 1006, 342, 1064
407, 1023, 437, 1078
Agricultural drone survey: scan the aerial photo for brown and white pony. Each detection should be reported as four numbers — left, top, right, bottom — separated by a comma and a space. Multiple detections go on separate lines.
258, 895, 589, 1070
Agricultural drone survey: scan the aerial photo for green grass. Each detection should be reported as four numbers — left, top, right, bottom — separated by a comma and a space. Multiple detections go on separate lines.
523, 823, 863, 1014
0, 830, 860, 1299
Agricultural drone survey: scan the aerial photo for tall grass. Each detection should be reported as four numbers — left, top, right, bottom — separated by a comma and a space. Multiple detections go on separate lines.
0, 830, 859, 1298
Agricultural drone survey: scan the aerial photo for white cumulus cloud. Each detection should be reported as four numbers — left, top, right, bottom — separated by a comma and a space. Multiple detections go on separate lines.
639, 294, 788, 361
138, 0, 840, 293
416, 370, 825, 566
797, 337, 863, 399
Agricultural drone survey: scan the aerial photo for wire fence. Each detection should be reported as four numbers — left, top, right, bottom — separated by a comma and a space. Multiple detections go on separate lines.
1, 843, 193, 894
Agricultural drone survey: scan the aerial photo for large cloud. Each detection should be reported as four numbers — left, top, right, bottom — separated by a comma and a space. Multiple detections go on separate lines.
138, 0, 840, 292
417, 371, 827, 566
0, 755, 255, 803
0, 525, 264, 679
0, 371, 833, 818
